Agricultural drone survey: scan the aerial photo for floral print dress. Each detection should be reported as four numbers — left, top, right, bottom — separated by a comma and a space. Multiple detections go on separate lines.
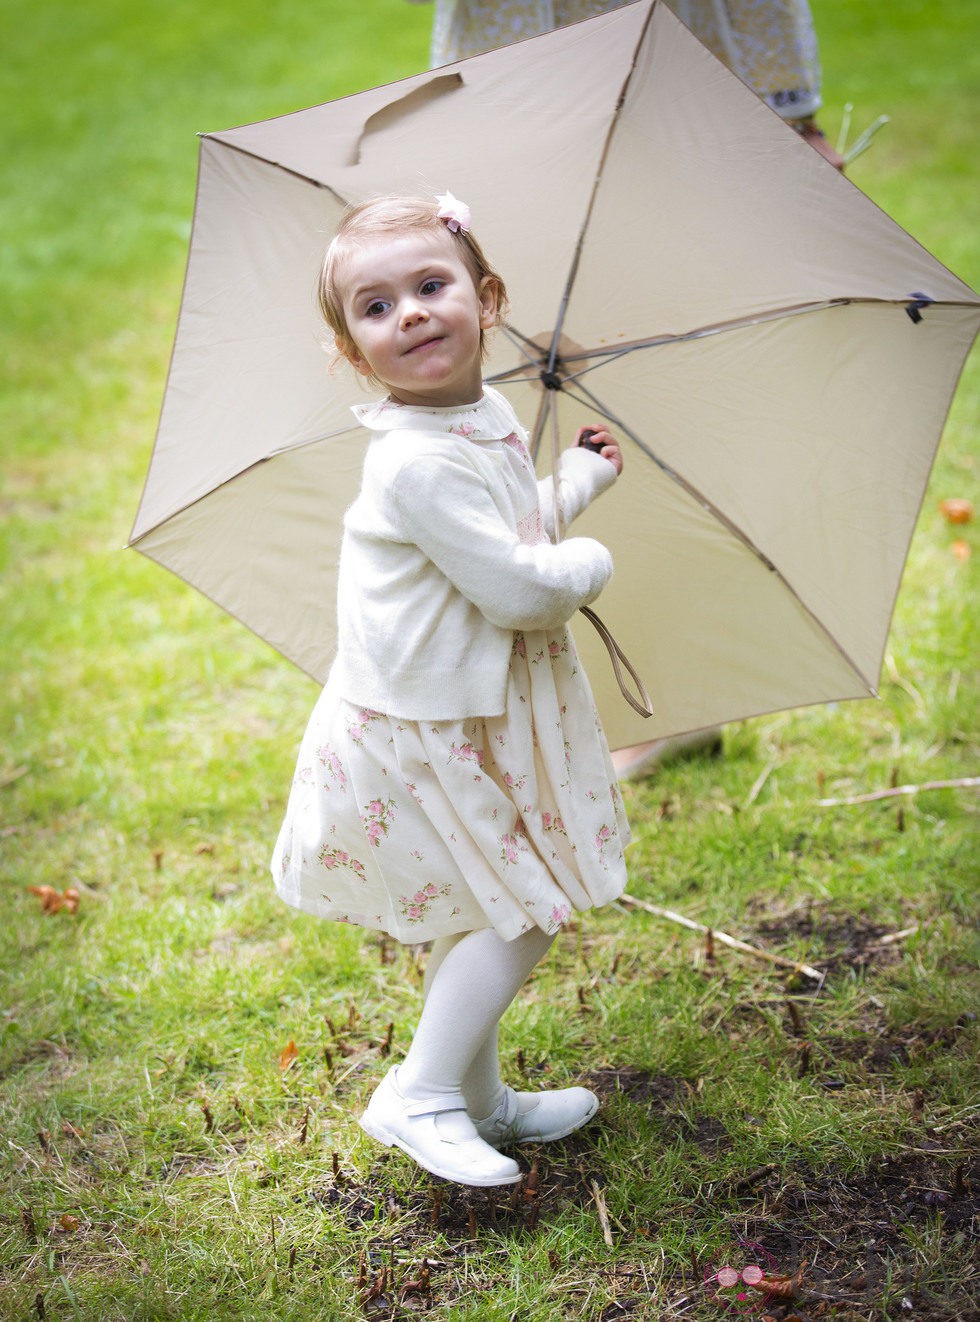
272, 404, 630, 945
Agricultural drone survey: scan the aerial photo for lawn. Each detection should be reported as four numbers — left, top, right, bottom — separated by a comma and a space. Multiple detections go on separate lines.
1, 1, 978, 1319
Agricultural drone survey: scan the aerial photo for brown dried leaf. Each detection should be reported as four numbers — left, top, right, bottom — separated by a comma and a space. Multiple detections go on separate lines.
751, 1260, 807, 1300
278, 1039, 299, 1071
939, 497, 973, 524
27, 885, 79, 915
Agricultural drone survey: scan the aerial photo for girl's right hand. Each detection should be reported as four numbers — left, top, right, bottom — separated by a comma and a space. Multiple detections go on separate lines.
576, 426, 623, 476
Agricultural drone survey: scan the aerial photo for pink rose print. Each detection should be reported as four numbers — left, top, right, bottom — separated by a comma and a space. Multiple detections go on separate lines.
548, 637, 568, 659
398, 881, 452, 925
594, 824, 615, 870
542, 811, 568, 837
499, 831, 528, 866
348, 708, 383, 744
361, 797, 396, 848
404, 780, 424, 806
549, 903, 572, 929
318, 845, 367, 883
316, 744, 347, 790
449, 422, 476, 438
501, 432, 534, 470
503, 770, 527, 792
449, 741, 484, 769
513, 634, 527, 658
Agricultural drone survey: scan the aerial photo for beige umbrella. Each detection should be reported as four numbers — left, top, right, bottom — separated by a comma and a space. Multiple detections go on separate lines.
129, 0, 978, 751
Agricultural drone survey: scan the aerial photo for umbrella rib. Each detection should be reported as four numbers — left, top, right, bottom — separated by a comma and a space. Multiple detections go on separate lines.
542, 2, 659, 378
557, 296, 979, 375
563, 377, 878, 695
487, 300, 851, 389
559, 300, 849, 378
489, 295, 978, 390
528, 387, 554, 464
498, 324, 548, 373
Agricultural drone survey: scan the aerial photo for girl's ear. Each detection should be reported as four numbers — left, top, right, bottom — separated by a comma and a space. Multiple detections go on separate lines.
478, 276, 500, 330
338, 336, 372, 377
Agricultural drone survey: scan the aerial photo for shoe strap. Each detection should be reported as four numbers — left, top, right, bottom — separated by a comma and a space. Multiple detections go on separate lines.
475, 1087, 521, 1131
401, 1093, 468, 1118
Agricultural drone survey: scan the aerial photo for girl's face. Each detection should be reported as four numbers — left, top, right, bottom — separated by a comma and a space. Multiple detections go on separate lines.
339, 228, 498, 408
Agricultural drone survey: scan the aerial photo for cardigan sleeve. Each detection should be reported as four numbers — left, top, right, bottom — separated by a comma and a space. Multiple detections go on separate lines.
388, 451, 613, 632
538, 445, 618, 540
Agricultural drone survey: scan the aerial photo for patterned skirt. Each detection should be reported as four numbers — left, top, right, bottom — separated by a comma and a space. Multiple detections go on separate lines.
271, 627, 630, 943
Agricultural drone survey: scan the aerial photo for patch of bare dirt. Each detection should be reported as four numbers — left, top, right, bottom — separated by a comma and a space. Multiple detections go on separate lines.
746, 900, 915, 974
308, 1095, 977, 1320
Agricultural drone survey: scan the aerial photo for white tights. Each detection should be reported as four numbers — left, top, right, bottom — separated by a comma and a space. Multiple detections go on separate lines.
396, 926, 555, 1121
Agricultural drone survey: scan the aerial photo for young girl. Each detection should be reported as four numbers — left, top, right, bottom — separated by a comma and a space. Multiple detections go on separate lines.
271, 192, 630, 1187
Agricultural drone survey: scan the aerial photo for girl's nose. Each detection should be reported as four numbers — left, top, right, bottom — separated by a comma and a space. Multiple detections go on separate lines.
400, 300, 428, 329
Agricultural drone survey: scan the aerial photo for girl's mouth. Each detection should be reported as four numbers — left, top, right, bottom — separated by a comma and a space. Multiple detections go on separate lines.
405, 336, 443, 356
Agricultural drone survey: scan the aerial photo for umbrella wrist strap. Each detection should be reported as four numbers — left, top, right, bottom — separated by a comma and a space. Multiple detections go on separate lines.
578, 606, 653, 719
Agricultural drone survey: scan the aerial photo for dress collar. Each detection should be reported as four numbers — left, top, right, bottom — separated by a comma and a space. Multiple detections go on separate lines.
352, 386, 526, 443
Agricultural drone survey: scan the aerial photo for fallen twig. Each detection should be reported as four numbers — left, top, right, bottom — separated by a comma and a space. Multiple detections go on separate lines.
818, 776, 979, 806
729, 1162, 777, 1193
873, 925, 920, 946
590, 1179, 614, 1247
621, 895, 823, 983
744, 758, 777, 807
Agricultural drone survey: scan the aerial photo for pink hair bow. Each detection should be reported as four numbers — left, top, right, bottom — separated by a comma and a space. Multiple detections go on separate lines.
436, 191, 471, 235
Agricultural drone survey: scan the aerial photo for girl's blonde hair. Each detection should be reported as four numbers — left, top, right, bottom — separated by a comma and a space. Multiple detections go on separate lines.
318, 195, 509, 364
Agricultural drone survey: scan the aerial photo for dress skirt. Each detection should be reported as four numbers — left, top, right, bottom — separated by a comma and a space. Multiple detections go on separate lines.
271, 627, 630, 944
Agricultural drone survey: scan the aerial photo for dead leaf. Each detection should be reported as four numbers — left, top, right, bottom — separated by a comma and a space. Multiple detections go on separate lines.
751, 1260, 808, 1300
278, 1039, 299, 1071
27, 885, 80, 915
57, 1215, 79, 1233
951, 539, 971, 561
939, 497, 973, 524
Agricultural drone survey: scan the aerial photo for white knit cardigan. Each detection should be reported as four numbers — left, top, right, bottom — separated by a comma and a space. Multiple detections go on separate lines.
330, 388, 616, 720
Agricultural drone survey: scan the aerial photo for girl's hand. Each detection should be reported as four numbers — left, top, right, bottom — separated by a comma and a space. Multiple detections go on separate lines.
576, 425, 623, 476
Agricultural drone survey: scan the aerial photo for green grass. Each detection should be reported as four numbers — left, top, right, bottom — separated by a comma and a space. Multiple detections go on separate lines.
2, 1, 978, 1318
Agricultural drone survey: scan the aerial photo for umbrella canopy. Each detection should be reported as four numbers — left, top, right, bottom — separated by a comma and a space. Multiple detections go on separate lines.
129, 0, 979, 751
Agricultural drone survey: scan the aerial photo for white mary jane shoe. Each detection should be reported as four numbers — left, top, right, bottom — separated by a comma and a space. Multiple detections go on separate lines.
473, 1085, 599, 1147
359, 1069, 522, 1187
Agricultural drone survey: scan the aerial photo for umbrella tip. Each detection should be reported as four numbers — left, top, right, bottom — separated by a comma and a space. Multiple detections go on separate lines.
905, 292, 934, 324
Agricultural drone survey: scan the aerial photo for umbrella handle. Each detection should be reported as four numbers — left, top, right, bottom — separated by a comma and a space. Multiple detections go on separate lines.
579, 606, 654, 719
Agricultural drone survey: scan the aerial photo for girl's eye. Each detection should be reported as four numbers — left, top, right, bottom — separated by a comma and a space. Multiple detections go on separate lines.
365, 300, 389, 317
420, 278, 444, 296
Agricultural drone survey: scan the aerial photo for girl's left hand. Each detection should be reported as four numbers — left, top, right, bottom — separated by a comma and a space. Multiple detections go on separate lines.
577, 425, 623, 476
